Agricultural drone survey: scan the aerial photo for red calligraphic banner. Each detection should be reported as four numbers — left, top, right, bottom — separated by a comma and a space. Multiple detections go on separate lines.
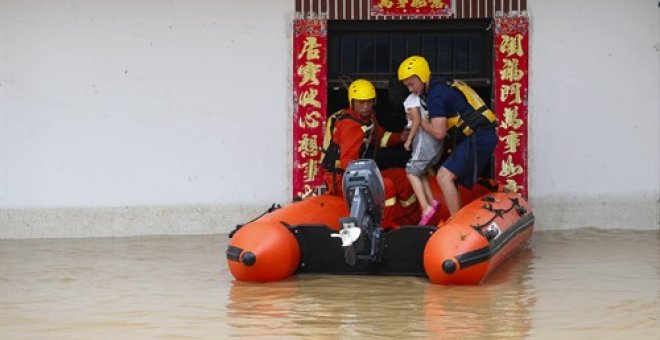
493, 15, 529, 199
371, 0, 452, 17
292, 19, 327, 199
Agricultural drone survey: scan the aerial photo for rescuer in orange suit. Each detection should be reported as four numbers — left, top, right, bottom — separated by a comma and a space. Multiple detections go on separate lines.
321, 79, 421, 228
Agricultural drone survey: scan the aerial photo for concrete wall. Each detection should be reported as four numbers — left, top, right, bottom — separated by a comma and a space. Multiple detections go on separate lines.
1, 0, 658, 238
528, 0, 659, 229
1, 0, 295, 237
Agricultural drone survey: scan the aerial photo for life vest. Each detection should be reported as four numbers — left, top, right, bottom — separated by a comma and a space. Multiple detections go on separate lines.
445, 80, 497, 139
321, 110, 374, 173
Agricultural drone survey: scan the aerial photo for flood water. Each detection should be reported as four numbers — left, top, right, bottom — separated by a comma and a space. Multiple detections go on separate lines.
1, 229, 658, 339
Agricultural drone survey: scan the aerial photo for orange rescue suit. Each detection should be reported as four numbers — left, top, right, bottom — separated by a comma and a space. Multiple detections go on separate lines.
323, 108, 421, 228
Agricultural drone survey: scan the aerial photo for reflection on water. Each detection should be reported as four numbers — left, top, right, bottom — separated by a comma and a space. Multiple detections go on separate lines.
1, 229, 658, 339
226, 247, 536, 339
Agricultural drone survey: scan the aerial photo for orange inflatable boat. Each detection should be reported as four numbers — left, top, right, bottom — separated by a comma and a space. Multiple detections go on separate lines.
226, 160, 533, 285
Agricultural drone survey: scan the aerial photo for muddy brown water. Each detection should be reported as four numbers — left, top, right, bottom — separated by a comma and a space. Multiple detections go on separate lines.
1, 229, 658, 339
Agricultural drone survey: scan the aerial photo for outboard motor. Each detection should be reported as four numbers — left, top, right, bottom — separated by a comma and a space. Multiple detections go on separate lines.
330, 159, 385, 266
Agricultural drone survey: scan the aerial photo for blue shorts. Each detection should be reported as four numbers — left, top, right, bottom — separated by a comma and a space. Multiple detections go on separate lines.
441, 128, 497, 188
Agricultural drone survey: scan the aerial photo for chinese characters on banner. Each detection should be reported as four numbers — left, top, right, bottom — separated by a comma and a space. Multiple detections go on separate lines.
292, 19, 327, 199
493, 15, 529, 198
371, 0, 452, 17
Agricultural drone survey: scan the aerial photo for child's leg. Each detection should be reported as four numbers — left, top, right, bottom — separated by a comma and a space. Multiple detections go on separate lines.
420, 175, 435, 205
406, 173, 431, 213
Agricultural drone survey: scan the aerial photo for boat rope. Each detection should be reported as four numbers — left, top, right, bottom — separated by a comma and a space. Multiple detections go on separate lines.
447, 212, 534, 274
470, 195, 527, 231
228, 203, 282, 238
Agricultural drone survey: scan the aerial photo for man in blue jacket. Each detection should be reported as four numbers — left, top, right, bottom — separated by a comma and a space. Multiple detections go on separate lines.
398, 55, 498, 216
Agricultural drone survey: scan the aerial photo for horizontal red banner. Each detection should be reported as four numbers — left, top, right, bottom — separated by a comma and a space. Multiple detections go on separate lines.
371, 0, 452, 16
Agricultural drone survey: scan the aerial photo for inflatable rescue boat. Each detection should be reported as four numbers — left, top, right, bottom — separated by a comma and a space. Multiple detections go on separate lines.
226, 159, 534, 285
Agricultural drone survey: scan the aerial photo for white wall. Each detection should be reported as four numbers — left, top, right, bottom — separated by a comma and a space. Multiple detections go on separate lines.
1, 0, 658, 238
1, 0, 294, 237
528, 0, 659, 229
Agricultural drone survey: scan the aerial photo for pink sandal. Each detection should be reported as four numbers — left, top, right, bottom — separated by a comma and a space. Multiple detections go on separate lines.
419, 206, 437, 225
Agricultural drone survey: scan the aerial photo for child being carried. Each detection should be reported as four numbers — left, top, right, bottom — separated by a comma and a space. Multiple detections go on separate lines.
403, 93, 444, 225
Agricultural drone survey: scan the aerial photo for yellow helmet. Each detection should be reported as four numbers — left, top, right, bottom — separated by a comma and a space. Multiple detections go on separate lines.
398, 55, 431, 83
347, 79, 376, 105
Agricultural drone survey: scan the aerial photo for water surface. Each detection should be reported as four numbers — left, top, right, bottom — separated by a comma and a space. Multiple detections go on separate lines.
1, 229, 658, 339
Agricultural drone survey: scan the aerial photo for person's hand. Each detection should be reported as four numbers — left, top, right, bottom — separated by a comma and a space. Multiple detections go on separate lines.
401, 129, 410, 142
404, 140, 411, 151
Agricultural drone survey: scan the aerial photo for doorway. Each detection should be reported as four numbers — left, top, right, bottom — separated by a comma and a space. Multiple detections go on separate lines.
327, 19, 493, 131
326, 19, 495, 176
